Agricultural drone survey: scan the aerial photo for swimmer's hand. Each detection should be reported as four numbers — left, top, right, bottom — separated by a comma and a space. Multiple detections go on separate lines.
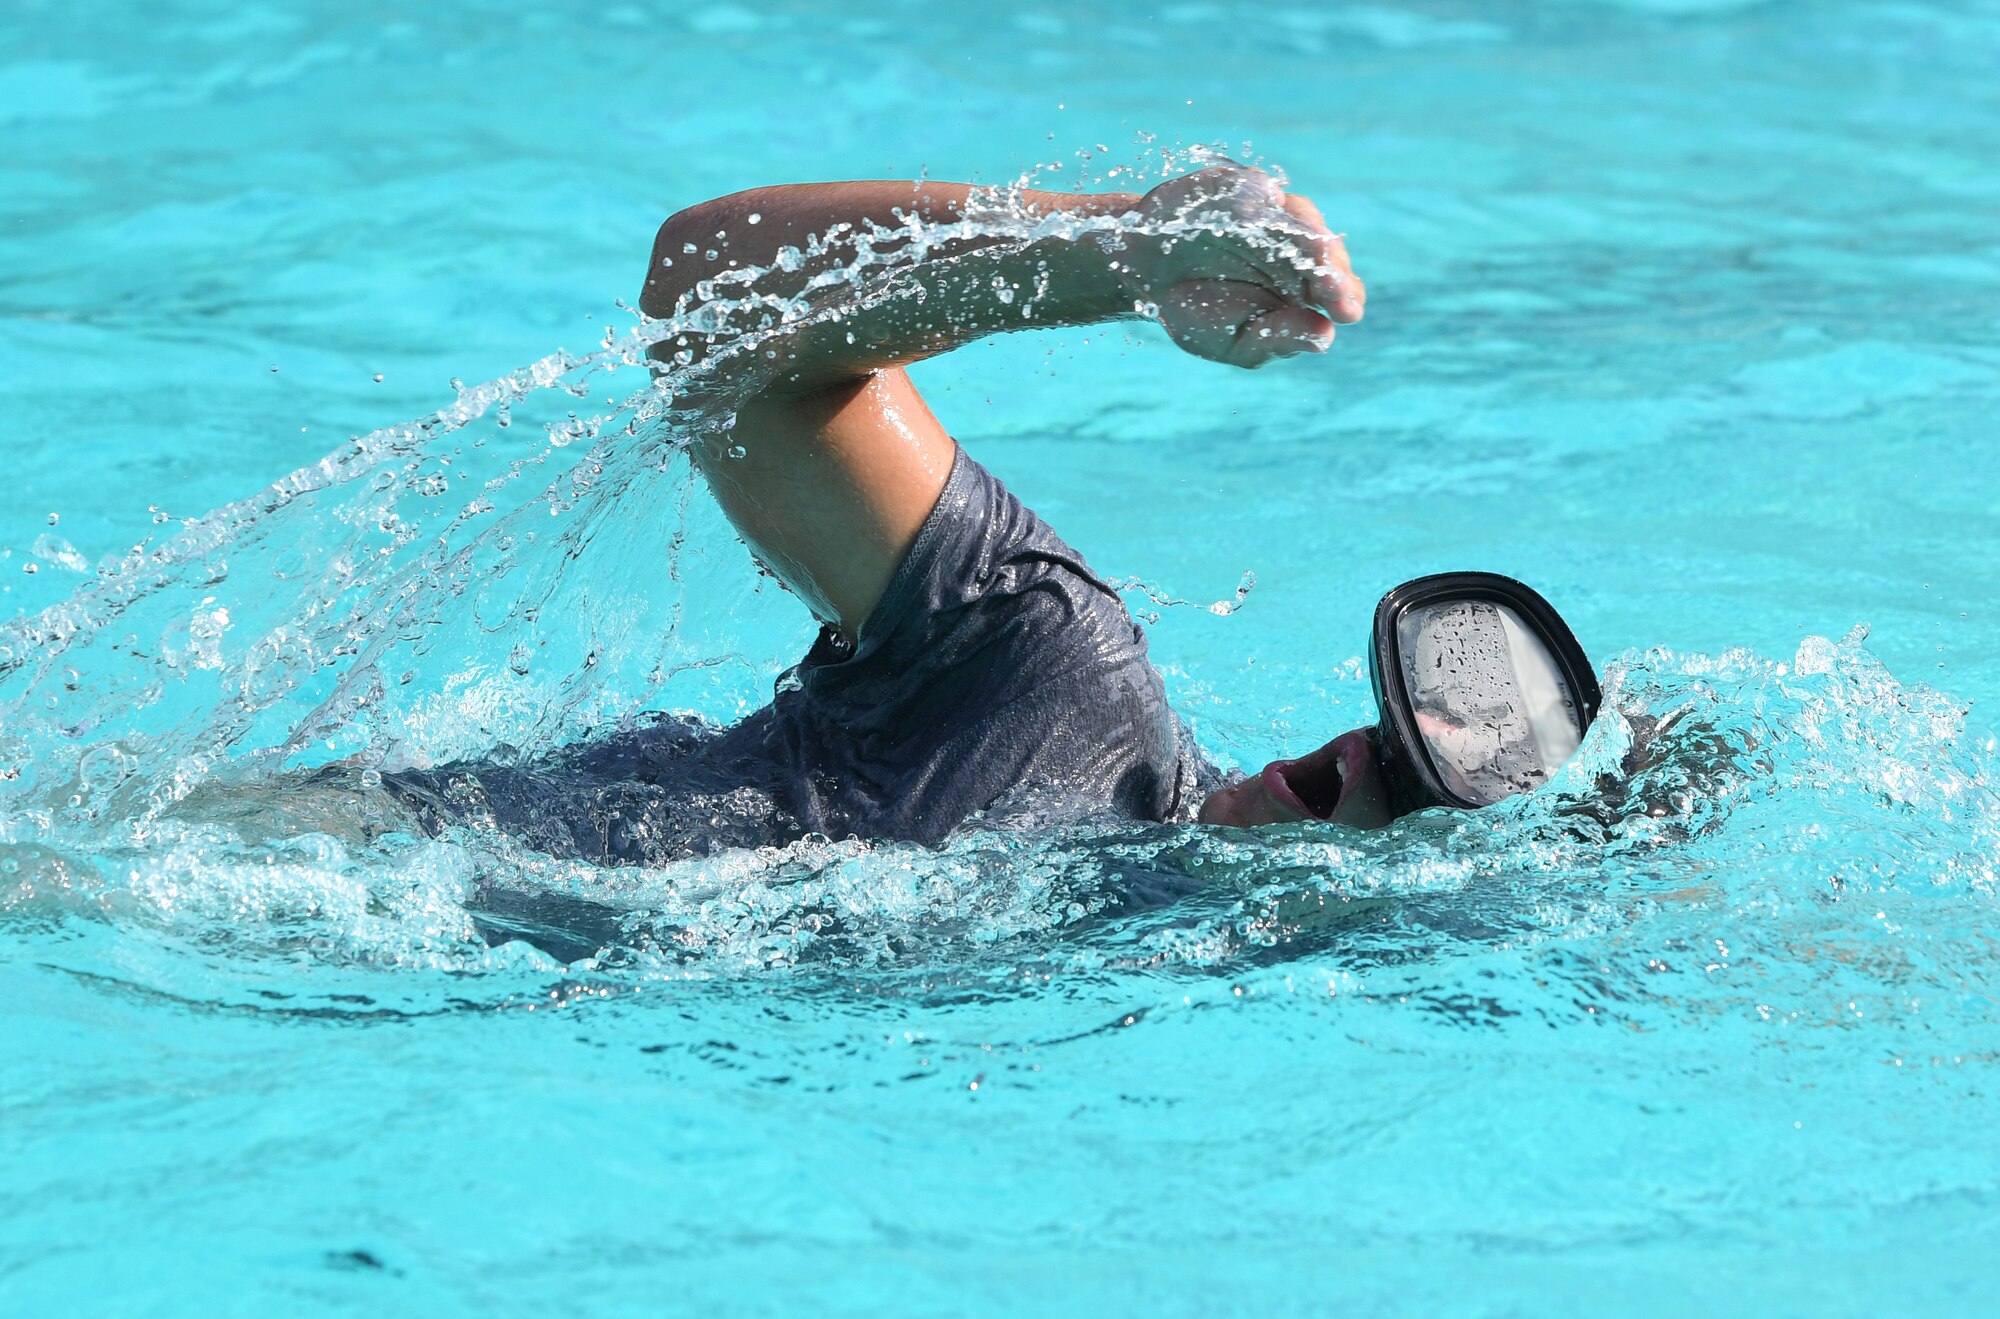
1124, 165, 1364, 369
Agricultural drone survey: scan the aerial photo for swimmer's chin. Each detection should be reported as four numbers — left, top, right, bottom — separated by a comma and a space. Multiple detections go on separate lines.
1198, 728, 1391, 830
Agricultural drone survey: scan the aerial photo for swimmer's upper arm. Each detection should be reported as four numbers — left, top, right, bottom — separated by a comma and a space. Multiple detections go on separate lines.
702, 368, 957, 637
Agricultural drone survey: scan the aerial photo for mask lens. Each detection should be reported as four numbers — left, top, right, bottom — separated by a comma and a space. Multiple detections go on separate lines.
1395, 598, 1584, 806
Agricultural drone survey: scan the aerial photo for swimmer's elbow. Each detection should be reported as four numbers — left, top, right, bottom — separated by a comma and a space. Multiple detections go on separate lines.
639, 202, 716, 320
641, 189, 783, 317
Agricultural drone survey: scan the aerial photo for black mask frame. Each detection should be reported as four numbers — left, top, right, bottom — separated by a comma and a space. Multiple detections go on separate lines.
1367, 571, 1603, 816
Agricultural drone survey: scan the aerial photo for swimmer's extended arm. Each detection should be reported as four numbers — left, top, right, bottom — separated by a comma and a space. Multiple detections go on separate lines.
638, 167, 1363, 635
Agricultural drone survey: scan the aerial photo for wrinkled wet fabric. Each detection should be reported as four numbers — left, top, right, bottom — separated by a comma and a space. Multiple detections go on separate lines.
382, 447, 1211, 862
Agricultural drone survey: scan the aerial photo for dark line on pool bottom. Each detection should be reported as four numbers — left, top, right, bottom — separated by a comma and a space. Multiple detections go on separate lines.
40, 963, 514, 1024
324, 1249, 405, 1278
1032, 1004, 1152, 1047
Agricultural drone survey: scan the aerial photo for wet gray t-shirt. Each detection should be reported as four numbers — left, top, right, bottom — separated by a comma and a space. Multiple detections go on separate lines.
381, 447, 1210, 863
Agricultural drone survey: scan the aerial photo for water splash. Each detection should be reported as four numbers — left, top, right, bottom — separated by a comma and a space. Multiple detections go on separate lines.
5, 624, 1993, 1016
1107, 569, 1257, 623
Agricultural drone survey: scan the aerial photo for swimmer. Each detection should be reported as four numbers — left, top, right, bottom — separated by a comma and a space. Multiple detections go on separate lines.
359, 164, 1599, 864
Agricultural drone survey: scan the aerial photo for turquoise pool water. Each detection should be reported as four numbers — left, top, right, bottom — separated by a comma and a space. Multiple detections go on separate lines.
5, 0, 1998, 1313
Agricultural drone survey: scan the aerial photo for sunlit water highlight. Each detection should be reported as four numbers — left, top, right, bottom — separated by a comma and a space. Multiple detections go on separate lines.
5, 1, 1999, 1313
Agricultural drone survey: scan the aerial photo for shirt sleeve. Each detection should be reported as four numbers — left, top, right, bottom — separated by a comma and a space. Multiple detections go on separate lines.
769, 445, 1197, 843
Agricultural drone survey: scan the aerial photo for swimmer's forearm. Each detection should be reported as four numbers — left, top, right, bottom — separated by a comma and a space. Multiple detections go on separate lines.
639, 182, 1146, 390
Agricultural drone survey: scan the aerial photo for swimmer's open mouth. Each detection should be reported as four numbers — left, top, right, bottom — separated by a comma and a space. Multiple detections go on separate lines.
1264, 735, 1351, 820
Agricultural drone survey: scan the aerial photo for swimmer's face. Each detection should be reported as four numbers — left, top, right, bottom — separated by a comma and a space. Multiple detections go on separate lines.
1197, 727, 1393, 830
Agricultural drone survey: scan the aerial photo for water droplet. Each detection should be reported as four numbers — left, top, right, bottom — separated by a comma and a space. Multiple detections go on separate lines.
22, 563, 36, 575
746, 212, 762, 225
727, 444, 748, 460
372, 373, 384, 383
45, 512, 58, 525
268, 364, 279, 373
449, 377, 464, 392
704, 249, 719, 261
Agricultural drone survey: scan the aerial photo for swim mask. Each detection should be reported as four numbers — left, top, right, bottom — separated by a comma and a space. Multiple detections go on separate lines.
1366, 572, 1602, 816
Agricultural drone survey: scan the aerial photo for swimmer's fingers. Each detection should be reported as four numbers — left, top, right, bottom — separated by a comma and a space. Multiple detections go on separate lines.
1136, 166, 1363, 326
1280, 193, 1364, 323
1238, 300, 1336, 366
1140, 166, 1307, 290
1182, 189, 1362, 325
1160, 278, 1333, 369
